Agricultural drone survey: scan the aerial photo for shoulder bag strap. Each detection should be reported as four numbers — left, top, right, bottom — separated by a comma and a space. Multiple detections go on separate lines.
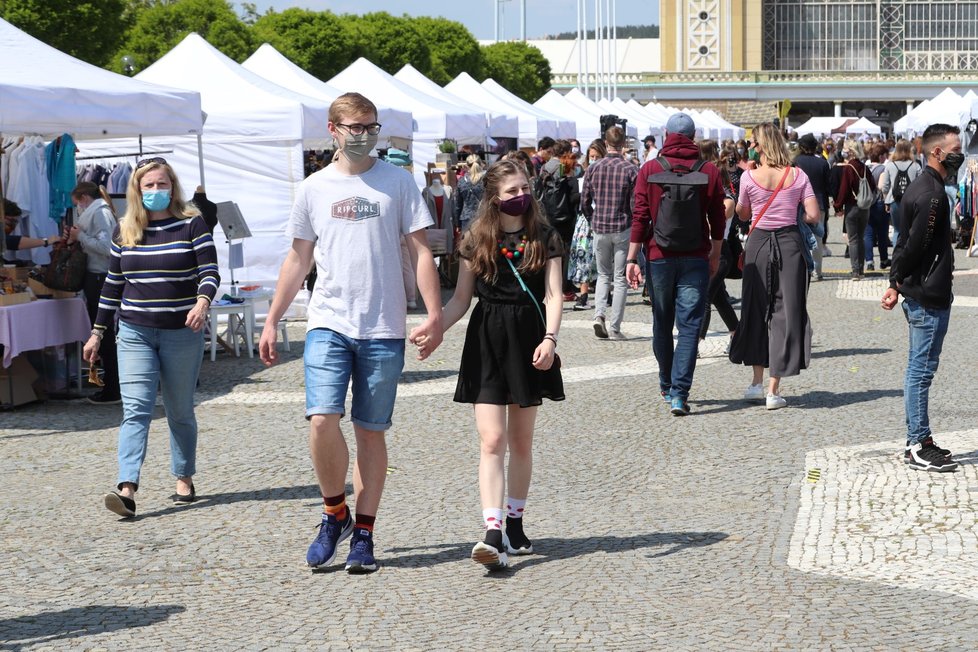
746, 166, 791, 239
504, 257, 547, 327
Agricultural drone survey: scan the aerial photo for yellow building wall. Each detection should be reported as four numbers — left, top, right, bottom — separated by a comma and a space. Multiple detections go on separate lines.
660, 0, 763, 72
661, 1, 679, 72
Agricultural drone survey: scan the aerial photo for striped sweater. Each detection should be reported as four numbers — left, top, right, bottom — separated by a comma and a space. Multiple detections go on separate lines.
95, 215, 220, 331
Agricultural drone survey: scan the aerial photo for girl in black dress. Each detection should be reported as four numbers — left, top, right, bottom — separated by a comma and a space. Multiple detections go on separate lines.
415, 160, 564, 570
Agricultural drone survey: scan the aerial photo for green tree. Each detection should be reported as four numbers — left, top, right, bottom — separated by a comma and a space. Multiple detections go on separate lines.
349, 12, 431, 76
251, 8, 359, 82
0, 0, 129, 67
411, 16, 482, 85
112, 0, 254, 74
480, 41, 551, 103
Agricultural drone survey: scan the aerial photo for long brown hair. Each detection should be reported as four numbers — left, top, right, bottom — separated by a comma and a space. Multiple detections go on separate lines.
71, 182, 116, 217
460, 160, 549, 283
118, 161, 199, 248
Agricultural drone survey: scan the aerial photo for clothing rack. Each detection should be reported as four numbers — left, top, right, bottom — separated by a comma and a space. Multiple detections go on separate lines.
75, 149, 171, 162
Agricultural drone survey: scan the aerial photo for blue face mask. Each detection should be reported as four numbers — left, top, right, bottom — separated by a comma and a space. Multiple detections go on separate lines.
142, 189, 171, 212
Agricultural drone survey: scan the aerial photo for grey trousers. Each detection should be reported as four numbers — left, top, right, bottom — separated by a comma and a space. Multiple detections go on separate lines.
593, 228, 630, 333
845, 205, 869, 275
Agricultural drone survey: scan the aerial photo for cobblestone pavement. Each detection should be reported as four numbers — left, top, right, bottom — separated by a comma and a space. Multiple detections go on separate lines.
4, 237, 978, 651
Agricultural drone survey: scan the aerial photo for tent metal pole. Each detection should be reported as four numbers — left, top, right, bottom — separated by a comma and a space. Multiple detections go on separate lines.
197, 133, 206, 187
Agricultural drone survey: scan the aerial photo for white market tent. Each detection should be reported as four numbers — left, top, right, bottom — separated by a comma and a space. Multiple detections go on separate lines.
845, 116, 882, 136
0, 17, 204, 261
894, 87, 970, 135
394, 65, 518, 141
480, 78, 577, 141
0, 18, 203, 139
561, 88, 638, 139
84, 33, 337, 285
444, 72, 556, 147
329, 58, 486, 187
701, 109, 746, 140
599, 98, 656, 137
534, 89, 605, 144
242, 43, 414, 142
795, 116, 850, 138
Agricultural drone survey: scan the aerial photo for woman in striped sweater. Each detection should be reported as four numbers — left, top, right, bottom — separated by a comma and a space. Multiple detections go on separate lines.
83, 158, 220, 518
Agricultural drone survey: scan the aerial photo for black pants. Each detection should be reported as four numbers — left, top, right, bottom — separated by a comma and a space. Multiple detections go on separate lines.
84, 271, 119, 396
700, 243, 739, 338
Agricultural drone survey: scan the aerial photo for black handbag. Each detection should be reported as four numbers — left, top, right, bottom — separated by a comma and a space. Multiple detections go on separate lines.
44, 240, 87, 292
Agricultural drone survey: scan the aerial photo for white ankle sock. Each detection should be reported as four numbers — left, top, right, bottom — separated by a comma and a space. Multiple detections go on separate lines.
482, 507, 504, 530
506, 497, 526, 519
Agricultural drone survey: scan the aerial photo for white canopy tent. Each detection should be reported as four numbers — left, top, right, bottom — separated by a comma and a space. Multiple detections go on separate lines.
599, 98, 656, 137
329, 58, 486, 187
443, 72, 556, 147
561, 89, 638, 139
394, 65, 517, 141
479, 78, 577, 141
795, 116, 851, 138
845, 117, 882, 136
80, 33, 336, 285
0, 17, 204, 262
242, 43, 414, 142
701, 109, 746, 141
534, 89, 605, 144
895, 88, 970, 135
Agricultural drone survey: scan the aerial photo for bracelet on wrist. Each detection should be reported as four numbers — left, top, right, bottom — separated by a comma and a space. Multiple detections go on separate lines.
543, 335, 558, 346
626, 258, 639, 265
90, 328, 104, 340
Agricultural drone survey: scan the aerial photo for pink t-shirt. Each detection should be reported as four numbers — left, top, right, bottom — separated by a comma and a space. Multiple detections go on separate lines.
738, 168, 815, 231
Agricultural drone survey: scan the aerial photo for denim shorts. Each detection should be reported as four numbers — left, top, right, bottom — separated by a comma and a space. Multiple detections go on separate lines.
304, 328, 405, 431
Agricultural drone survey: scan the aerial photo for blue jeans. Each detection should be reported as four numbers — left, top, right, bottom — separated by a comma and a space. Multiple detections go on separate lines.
902, 297, 950, 445
889, 201, 901, 246
116, 321, 205, 489
864, 200, 890, 264
648, 257, 709, 401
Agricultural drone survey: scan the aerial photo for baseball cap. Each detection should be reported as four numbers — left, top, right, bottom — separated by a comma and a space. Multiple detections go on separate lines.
665, 112, 696, 138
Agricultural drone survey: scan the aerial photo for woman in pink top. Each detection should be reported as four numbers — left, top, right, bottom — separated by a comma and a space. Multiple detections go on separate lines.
728, 123, 821, 410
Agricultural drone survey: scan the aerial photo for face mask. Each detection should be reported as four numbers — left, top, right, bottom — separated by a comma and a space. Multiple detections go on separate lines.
341, 133, 378, 163
589, 158, 598, 164
940, 151, 965, 180
571, 146, 580, 155
498, 194, 531, 217
736, 147, 745, 157
142, 189, 171, 212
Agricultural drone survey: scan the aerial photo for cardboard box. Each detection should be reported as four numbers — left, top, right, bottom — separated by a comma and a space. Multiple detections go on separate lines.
2, 266, 30, 282
0, 356, 39, 407
27, 278, 76, 299
0, 291, 31, 306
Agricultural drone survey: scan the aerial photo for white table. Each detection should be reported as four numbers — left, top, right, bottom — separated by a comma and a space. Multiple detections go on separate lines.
208, 302, 254, 362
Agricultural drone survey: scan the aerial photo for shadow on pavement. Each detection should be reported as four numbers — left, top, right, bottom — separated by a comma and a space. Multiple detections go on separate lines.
382, 531, 728, 575
133, 483, 339, 521
693, 388, 903, 415
810, 347, 891, 359
400, 369, 458, 383
0, 604, 185, 651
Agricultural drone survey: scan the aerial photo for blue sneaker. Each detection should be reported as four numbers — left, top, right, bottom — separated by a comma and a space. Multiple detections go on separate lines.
306, 511, 353, 568
670, 396, 690, 416
660, 390, 671, 403
345, 528, 378, 574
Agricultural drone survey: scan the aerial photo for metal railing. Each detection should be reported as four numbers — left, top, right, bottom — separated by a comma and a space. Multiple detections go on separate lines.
551, 69, 978, 86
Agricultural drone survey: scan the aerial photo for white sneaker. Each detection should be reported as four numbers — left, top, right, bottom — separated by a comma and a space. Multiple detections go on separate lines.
406, 300, 418, 310
744, 384, 765, 401
766, 394, 787, 410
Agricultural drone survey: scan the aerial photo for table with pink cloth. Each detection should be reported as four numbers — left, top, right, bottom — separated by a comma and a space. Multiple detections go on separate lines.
0, 297, 91, 368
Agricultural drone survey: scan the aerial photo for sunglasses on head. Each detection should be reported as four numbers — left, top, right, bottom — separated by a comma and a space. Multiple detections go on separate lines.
136, 156, 167, 170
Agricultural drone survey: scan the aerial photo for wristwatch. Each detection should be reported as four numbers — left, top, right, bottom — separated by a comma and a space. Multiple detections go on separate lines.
626, 258, 639, 265
42, 237, 49, 246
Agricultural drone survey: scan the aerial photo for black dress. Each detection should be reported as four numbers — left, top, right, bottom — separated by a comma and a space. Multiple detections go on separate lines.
454, 226, 566, 407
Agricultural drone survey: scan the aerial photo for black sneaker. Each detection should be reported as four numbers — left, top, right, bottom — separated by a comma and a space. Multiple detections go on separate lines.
572, 293, 589, 311
907, 441, 958, 472
904, 437, 951, 463
471, 528, 508, 570
505, 517, 533, 555
88, 390, 122, 405
104, 491, 136, 518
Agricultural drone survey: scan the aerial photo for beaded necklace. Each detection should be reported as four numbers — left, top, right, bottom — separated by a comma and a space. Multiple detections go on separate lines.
497, 232, 528, 260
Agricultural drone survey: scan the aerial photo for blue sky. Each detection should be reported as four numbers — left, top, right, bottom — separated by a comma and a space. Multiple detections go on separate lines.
250, 1, 659, 40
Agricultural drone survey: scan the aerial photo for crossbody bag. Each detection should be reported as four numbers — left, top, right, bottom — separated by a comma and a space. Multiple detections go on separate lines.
504, 256, 561, 369
737, 166, 791, 271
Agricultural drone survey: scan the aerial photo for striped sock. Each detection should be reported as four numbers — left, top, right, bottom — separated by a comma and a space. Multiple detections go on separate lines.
323, 494, 347, 521
483, 507, 504, 530
355, 513, 376, 533
506, 497, 526, 519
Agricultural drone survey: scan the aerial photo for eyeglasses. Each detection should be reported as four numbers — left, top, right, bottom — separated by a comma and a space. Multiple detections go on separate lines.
334, 123, 382, 136
135, 156, 167, 170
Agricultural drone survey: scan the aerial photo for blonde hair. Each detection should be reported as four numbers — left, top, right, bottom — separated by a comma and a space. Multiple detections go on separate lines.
753, 122, 791, 169
844, 139, 864, 161
329, 92, 378, 124
465, 154, 485, 184
460, 160, 549, 282
118, 161, 199, 249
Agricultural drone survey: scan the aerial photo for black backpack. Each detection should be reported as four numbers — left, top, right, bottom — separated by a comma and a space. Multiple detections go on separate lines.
892, 162, 912, 201
648, 157, 709, 252
533, 170, 576, 225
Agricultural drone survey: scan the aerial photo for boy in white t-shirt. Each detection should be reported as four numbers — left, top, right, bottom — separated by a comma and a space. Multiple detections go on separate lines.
259, 93, 444, 574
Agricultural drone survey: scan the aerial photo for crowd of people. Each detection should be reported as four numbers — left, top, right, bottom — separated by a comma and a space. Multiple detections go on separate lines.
68, 89, 969, 576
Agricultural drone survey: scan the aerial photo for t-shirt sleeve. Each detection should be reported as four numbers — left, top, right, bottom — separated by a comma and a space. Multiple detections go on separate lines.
737, 172, 753, 212
286, 182, 316, 242
403, 174, 434, 235
544, 227, 563, 259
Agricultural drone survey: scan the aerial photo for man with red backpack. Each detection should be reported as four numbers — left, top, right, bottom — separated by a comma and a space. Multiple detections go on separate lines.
625, 112, 726, 416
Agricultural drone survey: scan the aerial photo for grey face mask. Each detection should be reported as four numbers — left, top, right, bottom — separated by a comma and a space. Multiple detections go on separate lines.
341, 133, 379, 163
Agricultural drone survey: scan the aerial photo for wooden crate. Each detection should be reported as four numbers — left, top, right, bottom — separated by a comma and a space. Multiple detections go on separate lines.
0, 291, 32, 306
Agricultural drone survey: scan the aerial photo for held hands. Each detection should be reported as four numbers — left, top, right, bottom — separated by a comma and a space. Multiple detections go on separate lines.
532, 338, 556, 370
258, 322, 279, 367
408, 316, 444, 361
626, 262, 645, 290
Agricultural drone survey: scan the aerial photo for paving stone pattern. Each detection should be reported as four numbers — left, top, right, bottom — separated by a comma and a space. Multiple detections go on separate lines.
3, 240, 978, 650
